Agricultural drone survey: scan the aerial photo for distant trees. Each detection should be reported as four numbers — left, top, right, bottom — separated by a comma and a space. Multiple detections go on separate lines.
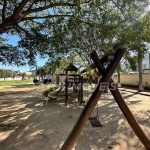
0, 0, 150, 90
20, 72, 26, 81
12, 71, 17, 79
0, 69, 13, 80
0, 69, 29, 81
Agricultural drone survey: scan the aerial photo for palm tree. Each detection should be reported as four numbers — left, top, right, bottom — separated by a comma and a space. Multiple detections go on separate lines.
36, 66, 47, 80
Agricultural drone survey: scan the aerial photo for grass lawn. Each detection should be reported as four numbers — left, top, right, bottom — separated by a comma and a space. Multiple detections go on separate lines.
0, 83, 56, 91
21, 83, 56, 88
0, 80, 33, 86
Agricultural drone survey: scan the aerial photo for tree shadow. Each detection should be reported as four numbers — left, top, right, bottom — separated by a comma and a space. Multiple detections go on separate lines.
0, 89, 149, 150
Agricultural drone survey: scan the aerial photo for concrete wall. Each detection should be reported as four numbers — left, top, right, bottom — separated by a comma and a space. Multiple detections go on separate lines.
0, 77, 22, 81
113, 73, 150, 88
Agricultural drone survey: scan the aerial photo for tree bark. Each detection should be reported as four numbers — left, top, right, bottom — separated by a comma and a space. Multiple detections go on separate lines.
118, 71, 120, 83
117, 64, 121, 87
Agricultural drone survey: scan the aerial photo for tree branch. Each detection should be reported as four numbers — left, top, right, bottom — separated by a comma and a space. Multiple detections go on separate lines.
11, 0, 29, 20
2, 0, 7, 22
21, 15, 72, 21
22, 3, 78, 16
28, 0, 42, 10
72, 17, 95, 27
16, 24, 31, 36
28, 0, 36, 10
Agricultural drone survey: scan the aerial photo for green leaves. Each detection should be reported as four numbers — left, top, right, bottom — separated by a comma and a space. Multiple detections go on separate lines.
0, 44, 26, 66
0, 69, 13, 78
0, 0, 149, 68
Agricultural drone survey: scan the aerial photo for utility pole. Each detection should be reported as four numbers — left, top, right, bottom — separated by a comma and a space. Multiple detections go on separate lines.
12, 65, 14, 84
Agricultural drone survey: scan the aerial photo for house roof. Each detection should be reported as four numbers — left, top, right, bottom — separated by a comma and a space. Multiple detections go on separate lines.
64, 63, 78, 72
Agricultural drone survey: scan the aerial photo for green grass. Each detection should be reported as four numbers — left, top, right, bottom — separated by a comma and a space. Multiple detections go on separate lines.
22, 83, 56, 88
0, 83, 56, 91
83, 83, 96, 86
0, 80, 33, 86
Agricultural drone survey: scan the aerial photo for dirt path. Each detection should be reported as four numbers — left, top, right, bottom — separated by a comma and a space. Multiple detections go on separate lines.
0, 87, 150, 150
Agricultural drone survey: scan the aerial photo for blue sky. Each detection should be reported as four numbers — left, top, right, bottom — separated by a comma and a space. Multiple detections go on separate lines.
0, 34, 48, 71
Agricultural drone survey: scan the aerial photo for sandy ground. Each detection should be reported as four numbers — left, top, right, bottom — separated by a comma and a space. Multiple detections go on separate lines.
0, 86, 150, 150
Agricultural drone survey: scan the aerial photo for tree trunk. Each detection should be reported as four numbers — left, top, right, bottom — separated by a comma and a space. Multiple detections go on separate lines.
117, 64, 121, 87
94, 77, 98, 84
88, 76, 92, 85
41, 75, 43, 80
118, 71, 120, 83
138, 53, 144, 91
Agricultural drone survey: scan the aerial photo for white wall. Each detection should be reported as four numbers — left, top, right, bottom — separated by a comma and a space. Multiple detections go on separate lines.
113, 73, 150, 87
142, 54, 150, 69
0, 77, 22, 81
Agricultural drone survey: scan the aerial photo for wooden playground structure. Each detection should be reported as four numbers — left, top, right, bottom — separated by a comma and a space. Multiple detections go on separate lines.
53, 63, 84, 106
60, 49, 150, 150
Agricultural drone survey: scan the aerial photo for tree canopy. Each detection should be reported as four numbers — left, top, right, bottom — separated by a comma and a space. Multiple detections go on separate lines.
0, 0, 150, 66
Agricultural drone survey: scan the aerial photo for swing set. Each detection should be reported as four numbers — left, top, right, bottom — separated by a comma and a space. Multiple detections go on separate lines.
83, 76, 103, 127
89, 104, 103, 127
60, 49, 150, 150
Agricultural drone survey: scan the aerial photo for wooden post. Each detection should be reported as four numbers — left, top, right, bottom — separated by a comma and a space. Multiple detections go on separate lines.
80, 76, 83, 104
65, 77, 68, 106
92, 51, 150, 150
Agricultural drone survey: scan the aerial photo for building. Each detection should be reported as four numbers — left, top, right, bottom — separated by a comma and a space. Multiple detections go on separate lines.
142, 53, 150, 73
14, 70, 32, 76
29, 69, 36, 74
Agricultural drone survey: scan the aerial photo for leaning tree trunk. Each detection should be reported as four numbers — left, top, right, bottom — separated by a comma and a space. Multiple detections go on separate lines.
138, 53, 144, 91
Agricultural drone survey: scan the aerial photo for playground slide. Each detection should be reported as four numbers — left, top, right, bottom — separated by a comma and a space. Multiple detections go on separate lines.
56, 85, 65, 95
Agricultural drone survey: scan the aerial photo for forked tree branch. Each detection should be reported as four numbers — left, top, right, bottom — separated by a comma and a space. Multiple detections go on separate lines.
11, 0, 29, 19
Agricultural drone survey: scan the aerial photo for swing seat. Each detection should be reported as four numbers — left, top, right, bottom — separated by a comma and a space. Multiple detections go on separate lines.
88, 117, 103, 127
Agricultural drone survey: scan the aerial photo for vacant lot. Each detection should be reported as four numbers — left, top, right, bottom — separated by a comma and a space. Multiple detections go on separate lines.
0, 87, 150, 150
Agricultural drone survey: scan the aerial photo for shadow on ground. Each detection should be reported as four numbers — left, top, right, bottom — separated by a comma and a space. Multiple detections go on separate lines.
0, 87, 149, 150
